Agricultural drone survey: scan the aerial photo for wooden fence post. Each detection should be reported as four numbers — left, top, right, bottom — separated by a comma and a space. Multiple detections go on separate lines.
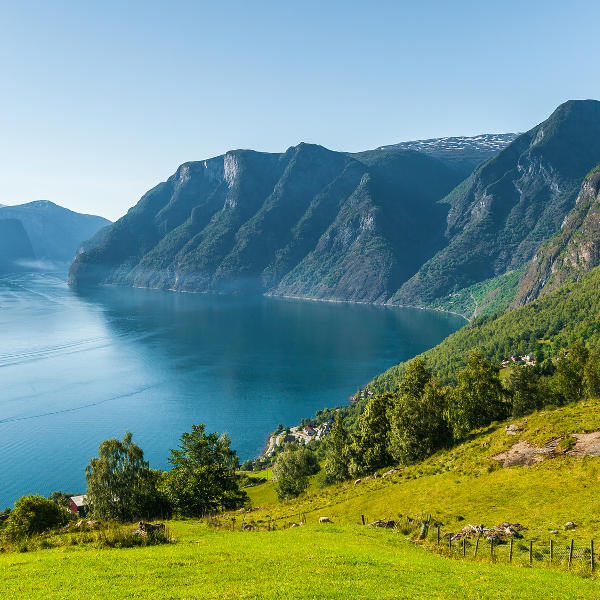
568, 539, 574, 569
591, 540, 595, 572
490, 537, 494, 561
462, 538, 466, 557
550, 539, 553, 563
361, 515, 365, 526
449, 536, 452, 551
437, 526, 440, 545
232, 518, 235, 531
509, 538, 513, 563
529, 540, 533, 565
474, 535, 480, 558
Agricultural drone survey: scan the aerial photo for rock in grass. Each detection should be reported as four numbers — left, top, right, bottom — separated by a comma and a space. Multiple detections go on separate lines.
319, 517, 332, 524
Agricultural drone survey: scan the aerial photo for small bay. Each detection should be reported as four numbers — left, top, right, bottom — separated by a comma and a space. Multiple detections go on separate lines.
0, 271, 464, 508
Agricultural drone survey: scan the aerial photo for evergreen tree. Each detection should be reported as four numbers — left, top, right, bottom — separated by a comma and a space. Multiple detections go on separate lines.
349, 393, 393, 476
504, 364, 542, 417
323, 415, 350, 484
389, 379, 451, 465
583, 351, 600, 398
553, 342, 588, 404
448, 351, 507, 440
160, 424, 246, 517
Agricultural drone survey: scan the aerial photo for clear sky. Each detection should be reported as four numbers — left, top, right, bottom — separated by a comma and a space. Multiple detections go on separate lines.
1, 0, 599, 221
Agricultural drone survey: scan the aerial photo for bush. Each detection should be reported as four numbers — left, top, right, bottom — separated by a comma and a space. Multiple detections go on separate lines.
2, 495, 68, 541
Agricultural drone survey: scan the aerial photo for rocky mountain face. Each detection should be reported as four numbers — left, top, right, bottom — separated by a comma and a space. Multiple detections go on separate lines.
68, 144, 463, 300
0, 201, 111, 263
69, 100, 600, 309
377, 133, 518, 177
0, 219, 35, 272
392, 100, 600, 307
512, 165, 600, 306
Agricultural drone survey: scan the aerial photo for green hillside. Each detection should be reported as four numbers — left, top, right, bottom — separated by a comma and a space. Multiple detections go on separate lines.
3, 400, 600, 599
372, 263, 600, 389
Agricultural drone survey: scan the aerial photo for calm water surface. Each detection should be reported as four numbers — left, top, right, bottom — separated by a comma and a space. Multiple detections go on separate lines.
0, 271, 464, 507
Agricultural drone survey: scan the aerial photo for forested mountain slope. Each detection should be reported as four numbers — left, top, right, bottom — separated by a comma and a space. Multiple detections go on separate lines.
371, 264, 600, 390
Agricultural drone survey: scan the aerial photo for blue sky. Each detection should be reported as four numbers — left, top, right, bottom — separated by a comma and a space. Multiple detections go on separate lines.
1, 0, 599, 220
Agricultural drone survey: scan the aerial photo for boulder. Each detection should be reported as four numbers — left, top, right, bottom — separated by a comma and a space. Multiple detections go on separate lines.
565, 521, 576, 530
319, 517, 332, 524
368, 519, 395, 529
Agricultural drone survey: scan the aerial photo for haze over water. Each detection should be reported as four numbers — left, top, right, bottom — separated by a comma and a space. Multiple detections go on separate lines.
0, 271, 464, 508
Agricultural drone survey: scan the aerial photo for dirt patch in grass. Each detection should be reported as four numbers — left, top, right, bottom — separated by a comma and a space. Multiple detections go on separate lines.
568, 432, 600, 457
493, 439, 559, 467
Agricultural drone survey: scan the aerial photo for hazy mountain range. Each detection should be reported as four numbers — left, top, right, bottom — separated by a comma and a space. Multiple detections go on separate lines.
0, 201, 110, 273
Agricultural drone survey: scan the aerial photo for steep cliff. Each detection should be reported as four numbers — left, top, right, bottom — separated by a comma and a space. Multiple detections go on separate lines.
392, 100, 600, 306
68, 144, 463, 301
513, 165, 600, 306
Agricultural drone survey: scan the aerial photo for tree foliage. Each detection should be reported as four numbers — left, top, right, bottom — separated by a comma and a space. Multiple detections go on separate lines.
2, 495, 68, 541
160, 424, 246, 516
272, 443, 319, 499
323, 415, 351, 484
85, 431, 167, 521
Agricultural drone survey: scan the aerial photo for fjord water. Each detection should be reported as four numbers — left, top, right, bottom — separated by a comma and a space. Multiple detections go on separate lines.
0, 271, 464, 508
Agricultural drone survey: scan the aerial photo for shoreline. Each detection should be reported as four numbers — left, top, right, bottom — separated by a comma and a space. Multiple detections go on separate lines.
85, 279, 471, 323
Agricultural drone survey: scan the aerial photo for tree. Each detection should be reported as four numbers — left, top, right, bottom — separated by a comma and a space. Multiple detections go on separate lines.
48, 491, 74, 509
2, 495, 68, 541
389, 379, 451, 465
583, 351, 600, 398
86, 431, 167, 521
504, 365, 542, 417
323, 415, 350, 484
272, 443, 319, 499
160, 424, 247, 516
553, 342, 588, 404
349, 393, 393, 476
448, 350, 507, 440
240, 459, 254, 471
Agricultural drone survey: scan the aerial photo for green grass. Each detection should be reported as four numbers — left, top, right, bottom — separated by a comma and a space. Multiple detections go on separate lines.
1, 522, 598, 599
4, 400, 600, 598
244, 399, 600, 542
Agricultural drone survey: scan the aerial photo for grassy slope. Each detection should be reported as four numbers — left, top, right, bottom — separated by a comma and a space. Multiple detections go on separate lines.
3, 401, 600, 598
245, 399, 600, 541
1, 523, 598, 599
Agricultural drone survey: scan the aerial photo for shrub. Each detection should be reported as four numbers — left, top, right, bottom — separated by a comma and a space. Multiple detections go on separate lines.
2, 495, 68, 541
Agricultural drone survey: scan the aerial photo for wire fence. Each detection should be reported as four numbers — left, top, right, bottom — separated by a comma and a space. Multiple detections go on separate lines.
207, 511, 598, 576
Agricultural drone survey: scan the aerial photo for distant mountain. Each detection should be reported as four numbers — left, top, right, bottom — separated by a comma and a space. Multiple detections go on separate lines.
68, 144, 463, 300
69, 100, 600, 309
0, 219, 35, 272
512, 164, 600, 306
392, 100, 600, 308
0, 201, 111, 263
377, 133, 518, 177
